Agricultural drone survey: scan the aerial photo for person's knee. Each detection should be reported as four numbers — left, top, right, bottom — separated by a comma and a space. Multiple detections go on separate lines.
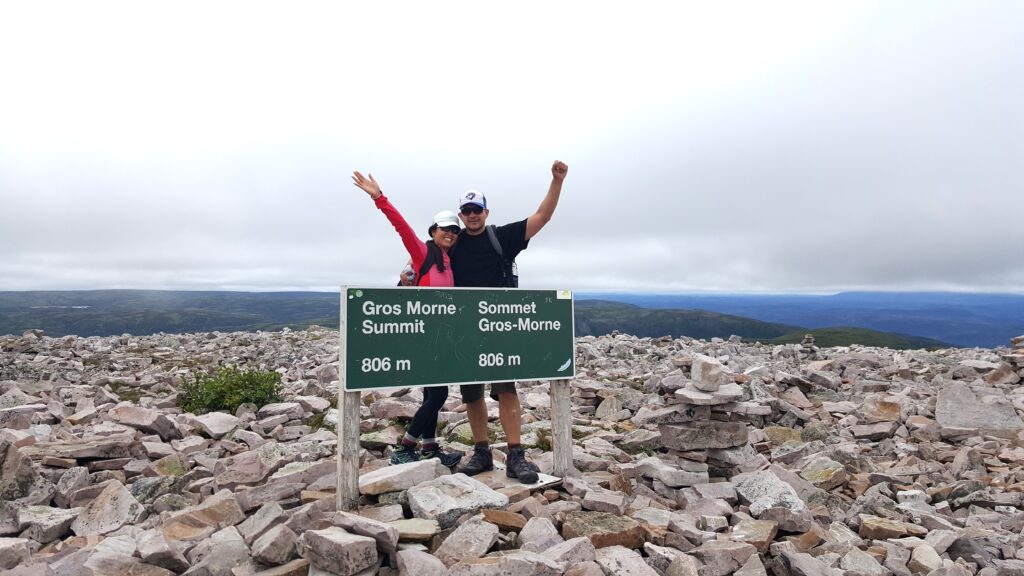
497, 391, 518, 403
490, 382, 518, 402
466, 397, 487, 414
430, 388, 449, 409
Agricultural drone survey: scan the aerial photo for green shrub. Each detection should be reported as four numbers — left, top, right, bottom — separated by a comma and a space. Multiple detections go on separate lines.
306, 411, 328, 431
180, 366, 283, 415
108, 381, 143, 404
533, 428, 553, 451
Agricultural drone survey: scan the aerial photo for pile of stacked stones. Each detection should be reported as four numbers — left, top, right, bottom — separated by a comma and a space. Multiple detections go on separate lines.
646, 352, 770, 489
1000, 335, 1024, 378
799, 335, 819, 361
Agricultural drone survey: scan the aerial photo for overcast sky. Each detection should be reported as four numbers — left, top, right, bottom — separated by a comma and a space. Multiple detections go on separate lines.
1, 1, 1021, 294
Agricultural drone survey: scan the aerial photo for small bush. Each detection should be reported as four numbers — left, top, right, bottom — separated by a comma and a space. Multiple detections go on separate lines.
306, 411, 328, 431
180, 366, 283, 415
108, 382, 143, 404
534, 428, 553, 451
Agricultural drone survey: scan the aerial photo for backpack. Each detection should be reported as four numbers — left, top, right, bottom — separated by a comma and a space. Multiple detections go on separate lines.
422, 226, 519, 287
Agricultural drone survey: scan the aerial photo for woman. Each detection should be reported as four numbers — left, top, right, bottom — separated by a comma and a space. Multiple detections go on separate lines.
352, 170, 462, 467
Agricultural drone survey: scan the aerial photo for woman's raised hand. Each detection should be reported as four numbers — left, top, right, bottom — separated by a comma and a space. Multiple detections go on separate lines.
352, 171, 382, 199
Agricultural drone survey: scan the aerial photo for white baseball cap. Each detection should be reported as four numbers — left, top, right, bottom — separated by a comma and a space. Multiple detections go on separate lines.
459, 189, 487, 209
432, 210, 460, 228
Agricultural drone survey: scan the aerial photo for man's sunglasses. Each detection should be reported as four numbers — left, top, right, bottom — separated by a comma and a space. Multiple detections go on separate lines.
460, 205, 484, 215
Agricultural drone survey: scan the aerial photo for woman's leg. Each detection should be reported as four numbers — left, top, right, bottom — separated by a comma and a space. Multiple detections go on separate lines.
406, 386, 448, 440
394, 387, 459, 466
415, 387, 461, 467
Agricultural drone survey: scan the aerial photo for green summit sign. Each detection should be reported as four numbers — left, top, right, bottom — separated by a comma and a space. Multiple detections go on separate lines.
341, 287, 575, 390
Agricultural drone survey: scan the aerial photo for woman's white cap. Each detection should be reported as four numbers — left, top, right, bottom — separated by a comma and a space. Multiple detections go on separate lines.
432, 211, 460, 228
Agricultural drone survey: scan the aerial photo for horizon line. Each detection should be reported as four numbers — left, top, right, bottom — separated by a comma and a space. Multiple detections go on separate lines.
2, 287, 1024, 297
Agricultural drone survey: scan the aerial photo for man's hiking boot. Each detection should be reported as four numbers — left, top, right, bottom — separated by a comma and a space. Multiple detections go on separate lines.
506, 446, 539, 484
457, 445, 493, 476
421, 448, 462, 468
389, 445, 419, 465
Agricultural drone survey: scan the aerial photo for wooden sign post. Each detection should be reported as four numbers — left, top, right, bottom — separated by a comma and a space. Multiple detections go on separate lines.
335, 390, 361, 511
549, 379, 577, 478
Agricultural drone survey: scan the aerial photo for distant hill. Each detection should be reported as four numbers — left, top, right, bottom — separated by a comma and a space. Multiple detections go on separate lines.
573, 301, 950, 349
574, 300, 800, 341
0, 290, 337, 336
0, 290, 954, 349
576, 291, 1024, 348
763, 327, 948, 349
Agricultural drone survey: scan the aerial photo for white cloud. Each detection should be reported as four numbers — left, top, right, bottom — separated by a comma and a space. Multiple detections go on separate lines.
1, 1, 1022, 292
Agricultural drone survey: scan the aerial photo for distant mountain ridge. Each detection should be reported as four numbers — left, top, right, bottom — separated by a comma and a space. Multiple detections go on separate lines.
0, 290, 953, 350
574, 300, 800, 341
0, 290, 337, 336
573, 300, 948, 349
577, 291, 1024, 348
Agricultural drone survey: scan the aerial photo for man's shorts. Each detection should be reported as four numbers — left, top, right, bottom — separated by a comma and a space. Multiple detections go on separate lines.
461, 382, 517, 403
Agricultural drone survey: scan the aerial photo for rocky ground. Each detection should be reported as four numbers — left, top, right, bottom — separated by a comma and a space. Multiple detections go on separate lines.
2, 327, 1024, 576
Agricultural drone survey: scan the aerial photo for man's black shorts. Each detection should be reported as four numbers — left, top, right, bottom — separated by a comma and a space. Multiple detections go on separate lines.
461, 382, 517, 403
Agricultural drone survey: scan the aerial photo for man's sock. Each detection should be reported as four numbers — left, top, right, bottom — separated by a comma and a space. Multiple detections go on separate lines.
400, 433, 418, 449
422, 438, 439, 451
474, 441, 489, 451
508, 443, 521, 451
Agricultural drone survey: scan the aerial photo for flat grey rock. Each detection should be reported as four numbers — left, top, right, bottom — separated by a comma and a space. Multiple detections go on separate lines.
407, 473, 509, 529
675, 383, 744, 405
358, 458, 449, 495
935, 383, 1023, 439
731, 469, 808, 516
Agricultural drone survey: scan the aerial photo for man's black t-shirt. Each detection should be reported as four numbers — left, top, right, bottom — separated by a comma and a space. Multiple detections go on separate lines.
450, 219, 529, 287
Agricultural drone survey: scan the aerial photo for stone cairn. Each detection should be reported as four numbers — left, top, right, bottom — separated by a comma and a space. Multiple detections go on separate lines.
1003, 335, 1024, 375
799, 334, 819, 361
650, 352, 769, 484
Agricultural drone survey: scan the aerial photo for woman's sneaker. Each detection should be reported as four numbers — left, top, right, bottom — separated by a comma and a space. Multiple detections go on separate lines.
506, 446, 539, 483
421, 448, 462, 468
389, 445, 420, 465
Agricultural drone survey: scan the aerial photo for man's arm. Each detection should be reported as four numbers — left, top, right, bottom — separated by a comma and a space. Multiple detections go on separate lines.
525, 160, 568, 241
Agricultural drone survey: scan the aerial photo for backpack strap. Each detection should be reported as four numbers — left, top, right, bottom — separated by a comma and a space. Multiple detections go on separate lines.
414, 248, 438, 286
485, 225, 504, 257
486, 225, 518, 287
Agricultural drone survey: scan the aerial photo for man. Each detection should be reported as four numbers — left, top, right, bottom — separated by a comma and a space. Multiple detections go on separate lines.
452, 160, 568, 484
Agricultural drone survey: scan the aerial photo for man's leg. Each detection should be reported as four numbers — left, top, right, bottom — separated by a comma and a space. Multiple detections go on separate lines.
457, 384, 493, 475
496, 387, 538, 483
496, 391, 522, 445
466, 398, 490, 443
